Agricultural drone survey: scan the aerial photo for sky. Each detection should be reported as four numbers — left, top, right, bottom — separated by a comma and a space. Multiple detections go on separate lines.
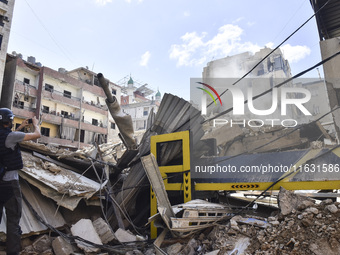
8, 0, 322, 101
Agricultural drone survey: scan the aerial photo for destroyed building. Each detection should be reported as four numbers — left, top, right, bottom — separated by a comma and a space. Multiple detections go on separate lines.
0, 0, 15, 97
0, 54, 122, 147
0, 0, 340, 254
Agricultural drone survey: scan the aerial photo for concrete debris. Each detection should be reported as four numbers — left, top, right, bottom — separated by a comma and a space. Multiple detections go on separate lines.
204, 250, 220, 255
277, 186, 316, 215
203, 119, 336, 157
166, 242, 183, 255
52, 236, 74, 255
92, 217, 116, 244
32, 235, 52, 253
2, 91, 339, 255
115, 228, 137, 244
70, 219, 103, 253
149, 187, 340, 255
202, 123, 243, 147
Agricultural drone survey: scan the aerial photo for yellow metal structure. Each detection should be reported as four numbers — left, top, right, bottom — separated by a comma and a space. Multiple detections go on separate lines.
194, 148, 340, 191
150, 131, 191, 238
149, 132, 340, 238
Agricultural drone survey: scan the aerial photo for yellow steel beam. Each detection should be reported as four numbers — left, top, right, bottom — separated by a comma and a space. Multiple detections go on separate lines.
195, 180, 340, 191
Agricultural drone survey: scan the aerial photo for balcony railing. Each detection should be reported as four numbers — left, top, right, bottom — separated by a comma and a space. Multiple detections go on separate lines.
82, 100, 108, 111
43, 86, 81, 101
82, 119, 107, 128
42, 110, 80, 121
12, 103, 36, 112
16, 80, 37, 90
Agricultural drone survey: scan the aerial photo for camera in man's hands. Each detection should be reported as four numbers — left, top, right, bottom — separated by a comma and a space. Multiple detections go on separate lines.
28, 118, 33, 124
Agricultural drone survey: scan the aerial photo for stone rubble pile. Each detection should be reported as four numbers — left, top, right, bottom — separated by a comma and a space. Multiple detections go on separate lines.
160, 188, 340, 255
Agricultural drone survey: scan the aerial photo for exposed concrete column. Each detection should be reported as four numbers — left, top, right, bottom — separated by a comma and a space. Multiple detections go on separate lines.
78, 87, 83, 149
320, 38, 340, 142
36, 67, 44, 119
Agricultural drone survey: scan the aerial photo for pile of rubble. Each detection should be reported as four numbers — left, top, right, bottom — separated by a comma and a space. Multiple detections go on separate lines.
1, 91, 339, 254
156, 188, 340, 255
248, 189, 340, 255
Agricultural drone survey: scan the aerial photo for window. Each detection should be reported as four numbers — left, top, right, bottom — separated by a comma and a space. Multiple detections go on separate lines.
61, 110, 69, 117
63, 90, 71, 98
24, 78, 30, 85
80, 130, 85, 143
112, 89, 116, 95
0, 34, 3, 50
92, 118, 98, 126
111, 122, 116, 129
257, 63, 264, 76
274, 56, 283, 71
18, 101, 24, 109
0, 0, 8, 5
45, 84, 54, 92
42, 105, 49, 113
41, 127, 50, 137
143, 107, 148, 116
0, 15, 5, 27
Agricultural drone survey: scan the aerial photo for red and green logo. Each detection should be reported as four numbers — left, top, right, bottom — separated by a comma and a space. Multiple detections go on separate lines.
196, 82, 222, 106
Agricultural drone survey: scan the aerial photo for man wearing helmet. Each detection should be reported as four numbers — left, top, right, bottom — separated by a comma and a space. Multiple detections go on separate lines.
0, 108, 41, 255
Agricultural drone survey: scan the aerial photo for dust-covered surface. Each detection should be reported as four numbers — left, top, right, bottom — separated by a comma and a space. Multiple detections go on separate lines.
151, 188, 340, 255
21, 151, 102, 198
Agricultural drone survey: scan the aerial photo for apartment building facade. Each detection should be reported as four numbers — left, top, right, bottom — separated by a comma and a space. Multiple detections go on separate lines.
0, 0, 15, 98
1, 54, 121, 148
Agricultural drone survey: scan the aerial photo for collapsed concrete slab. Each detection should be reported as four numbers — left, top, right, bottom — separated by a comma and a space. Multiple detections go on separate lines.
70, 219, 103, 253
52, 236, 74, 255
115, 228, 137, 244
93, 218, 116, 244
277, 187, 315, 215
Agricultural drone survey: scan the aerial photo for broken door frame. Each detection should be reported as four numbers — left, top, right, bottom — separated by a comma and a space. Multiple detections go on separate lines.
150, 130, 191, 238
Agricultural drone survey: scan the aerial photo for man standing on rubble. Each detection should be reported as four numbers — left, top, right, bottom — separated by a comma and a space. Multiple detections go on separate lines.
0, 108, 41, 255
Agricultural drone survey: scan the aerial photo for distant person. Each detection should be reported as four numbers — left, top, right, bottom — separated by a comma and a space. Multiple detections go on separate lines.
0, 108, 41, 255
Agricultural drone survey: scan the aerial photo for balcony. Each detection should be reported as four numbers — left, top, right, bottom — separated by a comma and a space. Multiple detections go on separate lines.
38, 136, 89, 149
12, 103, 36, 119
82, 100, 108, 115
15, 80, 38, 97
41, 111, 80, 129
43, 86, 81, 108
81, 120, 107, 134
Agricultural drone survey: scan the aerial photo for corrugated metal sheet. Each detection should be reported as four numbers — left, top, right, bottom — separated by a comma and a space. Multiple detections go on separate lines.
0, 180, 66, 241
113, 94, 205, 223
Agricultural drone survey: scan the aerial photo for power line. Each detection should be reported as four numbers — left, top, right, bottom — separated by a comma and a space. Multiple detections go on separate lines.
271, 0, 307, 44
23, 0, 73, 64
204, 48, 340, 123
206, 0, 331, 109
